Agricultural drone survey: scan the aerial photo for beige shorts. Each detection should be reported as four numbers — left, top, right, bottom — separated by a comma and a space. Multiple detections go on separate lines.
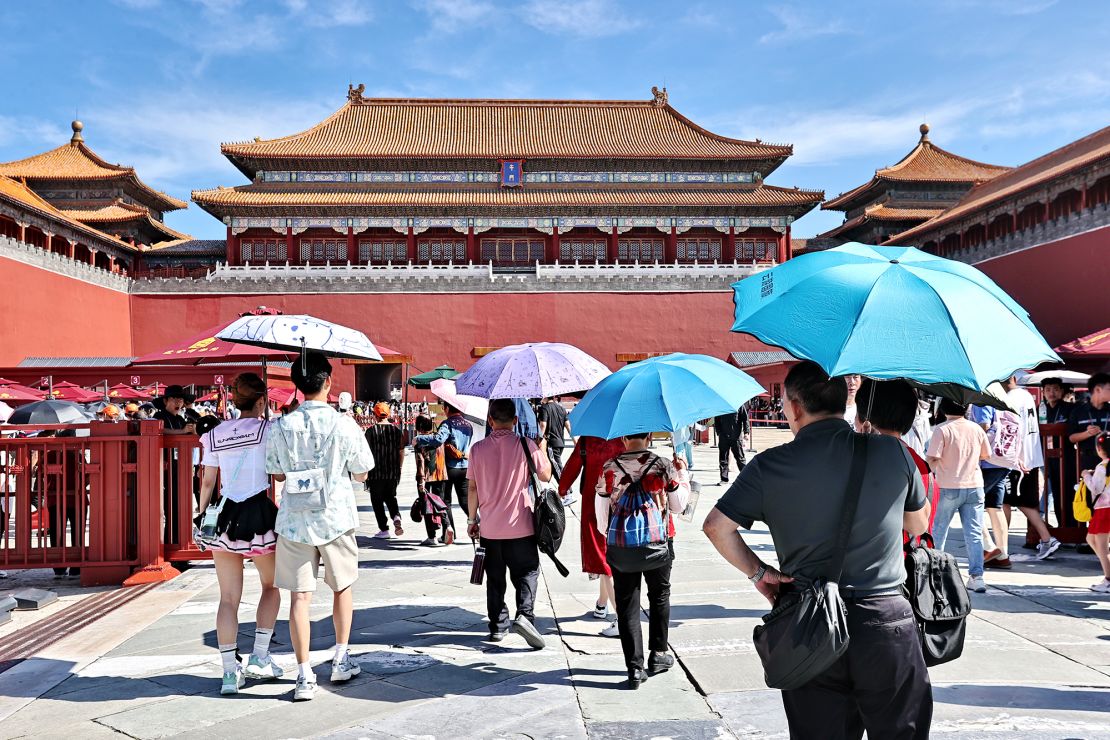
275, 531, 359, 593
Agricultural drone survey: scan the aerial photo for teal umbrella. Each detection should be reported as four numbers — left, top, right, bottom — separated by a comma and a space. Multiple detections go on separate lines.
731, 243, 1060, 391
569, 353, 764, 439
408, 365, 459, 389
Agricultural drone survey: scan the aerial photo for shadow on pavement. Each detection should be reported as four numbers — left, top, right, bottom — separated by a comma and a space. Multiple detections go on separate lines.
934, 683, 1110, 712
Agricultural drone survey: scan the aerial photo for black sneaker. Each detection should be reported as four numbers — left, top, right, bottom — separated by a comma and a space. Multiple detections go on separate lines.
648, 651, 675, 675
627, 668, 649, 690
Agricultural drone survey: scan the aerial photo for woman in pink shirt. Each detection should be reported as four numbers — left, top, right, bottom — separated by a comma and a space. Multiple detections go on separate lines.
466, 399, 552, 648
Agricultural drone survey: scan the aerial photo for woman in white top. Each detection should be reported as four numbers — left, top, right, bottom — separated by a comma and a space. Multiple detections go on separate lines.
196, 373, 282, 695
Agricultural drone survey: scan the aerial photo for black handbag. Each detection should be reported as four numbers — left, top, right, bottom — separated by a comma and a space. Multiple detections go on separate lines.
904, 533, 971, 666
520, 436, 570, 577
752, 434, 869, 691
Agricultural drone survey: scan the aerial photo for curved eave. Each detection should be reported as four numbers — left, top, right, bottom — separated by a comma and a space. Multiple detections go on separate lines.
0, 182, 138, 254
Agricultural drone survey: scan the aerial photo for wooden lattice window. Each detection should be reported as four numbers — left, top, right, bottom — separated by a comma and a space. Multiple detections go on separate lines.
299, 238, 347, 262
359, 239, 407, 263
737, 239, 777, 262
676, 237, 722, 262
480, 238, 544, 264
417, 239, 465, 262
241, 239, 286, 262
617, 238, 663, 262
559, 239, 607, 262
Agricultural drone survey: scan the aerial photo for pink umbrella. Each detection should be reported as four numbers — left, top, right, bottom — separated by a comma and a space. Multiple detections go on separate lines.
429, 378, 488, 420
455, 342, 611, 399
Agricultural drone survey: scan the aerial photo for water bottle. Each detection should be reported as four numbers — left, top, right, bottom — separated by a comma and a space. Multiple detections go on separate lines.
1038, 401, 1047, 424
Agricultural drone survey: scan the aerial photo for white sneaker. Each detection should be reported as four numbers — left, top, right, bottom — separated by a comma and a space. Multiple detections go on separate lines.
331, 654, 361, 682
373, 530, 390, 539
1091, 579, 1110, 593
600, 621, 620, 638
561, 492, 578, 507
293, 674, 316, 701
220, 667, 245, 695
244, 654, 284, 680
967, 576, 987, 593
1036, 537, 1061, 561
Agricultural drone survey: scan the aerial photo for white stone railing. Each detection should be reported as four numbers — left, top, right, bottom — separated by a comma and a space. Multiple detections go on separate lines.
207, 260, 491, 280
536, 259, 771, 278
0, 236, 131, 292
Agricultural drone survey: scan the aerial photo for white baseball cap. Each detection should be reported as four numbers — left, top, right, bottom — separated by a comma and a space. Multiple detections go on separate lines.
338, 391, 353, 411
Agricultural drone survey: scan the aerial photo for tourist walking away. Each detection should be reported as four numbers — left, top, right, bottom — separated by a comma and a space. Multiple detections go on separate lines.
194, 373, 282, 695
671, 423, 696, 470
596, 433, 690, 689
715, 407, 748, 483
364, 402, 405, 539
855, 379, 937, 537
559, 435, 627, 637
266, 352, 374, 702
538, 396, 571, 484
927, 399, 992, 591
1003, 376, 1060, 560
466, 398, 551, 649
970, 400, 1021, 567
703, 361, 931, 739
414, 415, 453, 546
1082, 433, 1110, 592
1041, 377, 1076, 527
417, 401, 474, 533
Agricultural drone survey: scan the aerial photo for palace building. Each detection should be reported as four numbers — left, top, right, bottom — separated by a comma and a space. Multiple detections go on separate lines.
191, 85, 821, 269
819, 124, 1008, 246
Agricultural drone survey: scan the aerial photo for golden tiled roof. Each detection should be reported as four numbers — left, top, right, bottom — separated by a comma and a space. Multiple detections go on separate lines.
888, 124, 1110, 244
61, 200, 191, 241
0, 175, 135, 251
221, 93, 793, 162
824, 125, 1009, 211
0, 125, 188, 212
192, 184, 823, 209
819, 204, 944, 239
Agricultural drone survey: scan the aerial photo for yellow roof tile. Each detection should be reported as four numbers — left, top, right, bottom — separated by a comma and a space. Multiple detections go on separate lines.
0, 175, 137, 251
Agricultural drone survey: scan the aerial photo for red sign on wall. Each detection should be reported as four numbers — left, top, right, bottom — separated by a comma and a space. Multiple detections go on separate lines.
214, 375, 225, 385
130, 376, 141, 386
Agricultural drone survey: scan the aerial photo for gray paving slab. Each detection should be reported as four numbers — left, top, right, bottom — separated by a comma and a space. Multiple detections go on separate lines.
568, 653, 713, 723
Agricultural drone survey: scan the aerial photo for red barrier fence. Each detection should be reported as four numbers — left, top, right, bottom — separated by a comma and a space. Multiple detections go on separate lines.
1038, 422, 1087, 545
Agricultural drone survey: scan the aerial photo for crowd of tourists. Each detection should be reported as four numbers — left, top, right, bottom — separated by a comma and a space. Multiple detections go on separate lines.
168, 357, 1108, 737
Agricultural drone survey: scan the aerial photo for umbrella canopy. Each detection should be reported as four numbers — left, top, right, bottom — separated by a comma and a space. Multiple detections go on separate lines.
731, 243, 1059, 391
106, 383, 152, 401
455, 342, 611, 399
217, 314, 382, 361
1018, 370, 1091, 387
409, 365, 459, 389
907, 380, 1012, 412
569, 353, 765, 439
0, 379, 46, 399
131, 323, 293, 365
45, 382, 102, 403
0, 384, 45, 404
7, 400, 91, 425
429, 378, 489, 420
1055, 328, 1110, 359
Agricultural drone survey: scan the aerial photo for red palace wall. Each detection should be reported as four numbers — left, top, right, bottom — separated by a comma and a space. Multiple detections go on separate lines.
0, 256, 132, 366
976, 225, 1110, 347
129, 291, 777, 393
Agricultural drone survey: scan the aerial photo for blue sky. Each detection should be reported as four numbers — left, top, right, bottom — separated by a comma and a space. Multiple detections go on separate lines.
1, 0, 1107, 239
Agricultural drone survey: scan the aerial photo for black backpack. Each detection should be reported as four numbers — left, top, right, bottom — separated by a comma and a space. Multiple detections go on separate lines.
903, 534, 972, 666
520, 437, 569, 577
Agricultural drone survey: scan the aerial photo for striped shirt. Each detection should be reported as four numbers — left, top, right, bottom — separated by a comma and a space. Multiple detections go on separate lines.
364, 422, 403, 481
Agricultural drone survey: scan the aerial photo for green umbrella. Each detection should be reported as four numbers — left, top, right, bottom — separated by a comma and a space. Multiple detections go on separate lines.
408, 365, 459, 389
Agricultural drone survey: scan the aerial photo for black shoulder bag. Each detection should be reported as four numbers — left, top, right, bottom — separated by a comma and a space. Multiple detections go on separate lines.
521, 436, 570, 577
903, 532, 972, 666
753, 434, 869, 691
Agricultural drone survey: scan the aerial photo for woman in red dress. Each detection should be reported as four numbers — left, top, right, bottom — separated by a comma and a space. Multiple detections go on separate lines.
560, 435, 626, 629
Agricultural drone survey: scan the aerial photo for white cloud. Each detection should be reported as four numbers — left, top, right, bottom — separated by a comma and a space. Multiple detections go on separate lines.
285, 0, 374, 28
414, 0, 496, 33
759, 5, 852, 45
520, 0, 639, 38
0, 116, 69, 151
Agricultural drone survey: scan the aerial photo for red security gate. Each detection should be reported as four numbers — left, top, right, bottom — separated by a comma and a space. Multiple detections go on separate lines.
1038, 423, 1088, 545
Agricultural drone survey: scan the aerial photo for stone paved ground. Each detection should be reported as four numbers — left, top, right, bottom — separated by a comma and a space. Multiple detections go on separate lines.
1, 429, 1109, 739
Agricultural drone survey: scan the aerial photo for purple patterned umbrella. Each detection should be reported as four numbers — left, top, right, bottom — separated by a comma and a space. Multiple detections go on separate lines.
455, 343, 611, 399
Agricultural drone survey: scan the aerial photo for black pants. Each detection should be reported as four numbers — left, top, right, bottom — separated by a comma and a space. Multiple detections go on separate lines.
547, 444, 565, 483
781, 594, 932, 740
611, 556, 672, 673
443, 467, 469, 531
366, 479, 401, 532
481, 536, 540, 634
718, 435, 746, 480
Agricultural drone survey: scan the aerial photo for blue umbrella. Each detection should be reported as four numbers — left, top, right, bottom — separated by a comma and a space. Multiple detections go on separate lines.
730, 243, 1060, 391
569, 353, 765, 440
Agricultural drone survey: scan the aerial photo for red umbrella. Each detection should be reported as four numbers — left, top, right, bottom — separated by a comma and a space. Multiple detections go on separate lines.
0, 384, 44, 403
106, 383, 152, 401
1056, 328, 1110, 359
45, 382, 102, 403
268, 388, 338, 406
131, 323, 293, 365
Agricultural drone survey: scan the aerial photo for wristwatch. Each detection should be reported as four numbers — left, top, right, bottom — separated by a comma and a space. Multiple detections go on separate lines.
467, 518, 477, 525
749, 563, 768, 584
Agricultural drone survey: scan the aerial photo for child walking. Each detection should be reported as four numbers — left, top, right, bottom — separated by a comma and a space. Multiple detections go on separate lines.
1082, 433, 1110, 593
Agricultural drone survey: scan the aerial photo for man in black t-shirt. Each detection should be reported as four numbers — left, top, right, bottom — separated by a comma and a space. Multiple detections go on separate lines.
537, 397, 570, 482
1068, 373, 1110, 471
1042, 378, 1077, 527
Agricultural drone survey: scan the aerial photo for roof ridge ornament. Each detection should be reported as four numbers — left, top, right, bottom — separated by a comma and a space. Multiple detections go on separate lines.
70, 119, 84, 145
348, 83, 366, 104
651, 86, 668, 106
919, 122, 930, 142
